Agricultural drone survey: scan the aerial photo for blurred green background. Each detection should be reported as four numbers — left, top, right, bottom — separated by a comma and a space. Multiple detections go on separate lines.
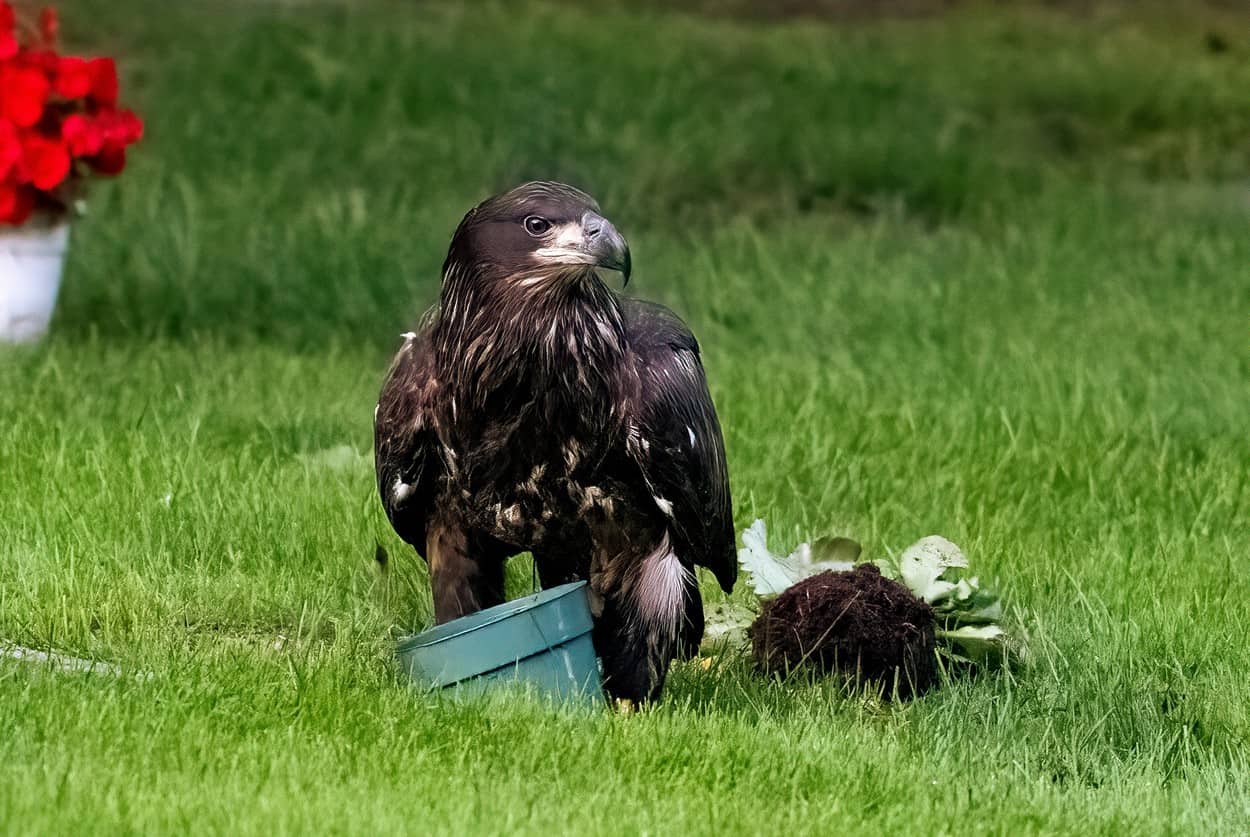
56, 0, 1250, 346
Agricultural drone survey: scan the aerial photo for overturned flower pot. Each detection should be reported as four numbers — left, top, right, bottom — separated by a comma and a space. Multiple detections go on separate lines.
397, 581, 604, 707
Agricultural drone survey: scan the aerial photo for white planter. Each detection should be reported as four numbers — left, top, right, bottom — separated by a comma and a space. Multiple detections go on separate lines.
0, 222, 70, 344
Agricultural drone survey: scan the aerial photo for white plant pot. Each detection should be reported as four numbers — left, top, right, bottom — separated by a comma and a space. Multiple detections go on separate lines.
0, 222, 70, 344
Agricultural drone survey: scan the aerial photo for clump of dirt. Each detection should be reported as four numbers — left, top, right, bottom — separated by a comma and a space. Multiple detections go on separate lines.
749, 564, 937, 699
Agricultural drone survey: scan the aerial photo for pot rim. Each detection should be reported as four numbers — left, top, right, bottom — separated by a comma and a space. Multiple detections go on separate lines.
0, 221, 71, 255
396, 581, 589, 652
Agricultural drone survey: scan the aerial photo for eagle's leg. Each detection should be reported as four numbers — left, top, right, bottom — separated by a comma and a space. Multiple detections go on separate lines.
531, 550, 584, 589
676, 573, 705, 661
590, 532, 699, 703
425, 518, 508, 624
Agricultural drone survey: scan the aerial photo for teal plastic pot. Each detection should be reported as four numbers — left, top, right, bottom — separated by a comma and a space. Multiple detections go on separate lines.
396, 581, 603, 707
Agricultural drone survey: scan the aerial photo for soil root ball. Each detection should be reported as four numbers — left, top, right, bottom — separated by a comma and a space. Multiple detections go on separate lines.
749, 564, 938, 699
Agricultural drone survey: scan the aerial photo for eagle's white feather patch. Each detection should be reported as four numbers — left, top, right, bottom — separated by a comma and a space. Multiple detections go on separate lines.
391, 477, 413, 504
552, 222, 585, 248
534, 222, 594, 265
635, 532, 690, 636
534, 247, 596, 264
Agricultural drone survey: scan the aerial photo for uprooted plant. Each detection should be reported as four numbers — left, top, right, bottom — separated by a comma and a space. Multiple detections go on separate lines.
705, 521, 1026, 698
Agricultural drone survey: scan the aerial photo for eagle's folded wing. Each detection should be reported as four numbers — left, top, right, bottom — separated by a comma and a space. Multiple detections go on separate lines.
374, 333, 440, 556
623, 300, 736, 593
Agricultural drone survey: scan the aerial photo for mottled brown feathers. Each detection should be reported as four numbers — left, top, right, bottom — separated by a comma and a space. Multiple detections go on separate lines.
373, 182, 735, 701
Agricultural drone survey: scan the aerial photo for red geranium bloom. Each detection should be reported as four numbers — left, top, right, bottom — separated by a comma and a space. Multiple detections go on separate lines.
119, 109, 143, 143
62, 109, 144, 159
0, 65, 51, 127
20, 133, 71, 190
0, 5, 142, 225
61, 112, 100, 156
0, 180, 20, 220
21, 46, 59, 74
90, 145, 124, 175
0, 2, 16, 61
0, 180, 35, 225
88, 57, 117, 105
99, 107, 143, 146
55, 56, 92, 98
0, 120, 21, 179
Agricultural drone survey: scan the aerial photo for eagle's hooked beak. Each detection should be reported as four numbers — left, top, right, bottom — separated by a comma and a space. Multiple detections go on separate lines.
582, 211, 631, 286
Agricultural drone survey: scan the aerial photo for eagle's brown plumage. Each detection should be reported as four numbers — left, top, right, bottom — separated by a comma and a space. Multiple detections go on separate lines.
374, 182, 735, 701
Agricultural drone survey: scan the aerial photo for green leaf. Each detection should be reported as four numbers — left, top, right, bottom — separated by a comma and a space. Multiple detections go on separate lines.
701, 602, 755, 651
938, 625, 1008, 667
811, 536, 862, 565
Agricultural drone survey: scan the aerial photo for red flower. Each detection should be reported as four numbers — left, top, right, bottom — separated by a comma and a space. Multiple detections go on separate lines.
0, 65, 51, 127
0, 181, 15, 219
61, 112, 101, 156
0, 180, 19, 221
18, 47, 57, 74
55, 55, 92, 98
120, 109, 143, 143
0, 5, 142, 224
88, 57, 118, 105
90, 146, 124, 175
0, 2, 16, 60
102, 108, 143, 146
20, 132, 71, 189
0, 180, 35, 225
0, 120, 20, 179
62, 109, 144, 159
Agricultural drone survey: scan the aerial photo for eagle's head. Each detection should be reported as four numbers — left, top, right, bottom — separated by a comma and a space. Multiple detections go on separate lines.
442, 181, 631, 292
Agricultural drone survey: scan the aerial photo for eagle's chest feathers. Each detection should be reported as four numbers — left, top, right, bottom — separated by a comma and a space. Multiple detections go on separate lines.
434, 285, 633, 545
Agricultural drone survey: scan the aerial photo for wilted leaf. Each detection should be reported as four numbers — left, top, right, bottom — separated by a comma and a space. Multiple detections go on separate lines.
737, 520, 855, 597
738, 521, 793, 596
898, 535, 968, 603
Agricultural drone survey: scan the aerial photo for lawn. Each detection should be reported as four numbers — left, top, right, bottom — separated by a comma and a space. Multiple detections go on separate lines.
2, 0, 1249, 833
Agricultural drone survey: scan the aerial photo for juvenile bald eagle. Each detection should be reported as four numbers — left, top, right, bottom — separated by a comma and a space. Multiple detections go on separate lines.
374, 182, 735, 702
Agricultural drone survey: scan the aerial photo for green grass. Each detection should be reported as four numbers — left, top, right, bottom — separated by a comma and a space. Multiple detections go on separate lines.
2, 0, 1250, 832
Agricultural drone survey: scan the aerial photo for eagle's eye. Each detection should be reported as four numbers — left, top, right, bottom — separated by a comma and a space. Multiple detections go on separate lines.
524, 216, 551, 236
